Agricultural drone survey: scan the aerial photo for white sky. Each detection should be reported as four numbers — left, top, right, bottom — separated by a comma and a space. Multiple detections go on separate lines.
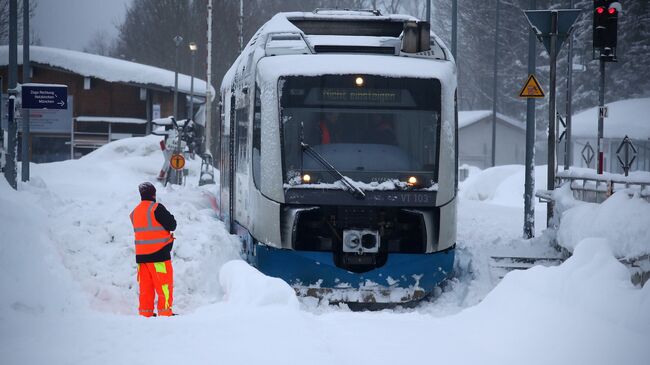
32, 0, 132, 51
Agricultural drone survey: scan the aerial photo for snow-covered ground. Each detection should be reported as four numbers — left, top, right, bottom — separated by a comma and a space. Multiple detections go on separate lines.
1, 136, 648, 364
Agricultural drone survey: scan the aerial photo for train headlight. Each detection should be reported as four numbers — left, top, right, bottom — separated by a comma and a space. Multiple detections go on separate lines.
302, 173, 312, 183
355, 76, 364, 87
407, 176, 418, 186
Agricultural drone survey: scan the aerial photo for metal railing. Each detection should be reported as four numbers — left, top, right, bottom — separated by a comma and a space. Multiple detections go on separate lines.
554, 170, 650, 203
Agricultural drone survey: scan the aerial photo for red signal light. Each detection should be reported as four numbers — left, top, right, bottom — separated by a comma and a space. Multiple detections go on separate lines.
596, 6, 605, 14
608, 7, 616, 15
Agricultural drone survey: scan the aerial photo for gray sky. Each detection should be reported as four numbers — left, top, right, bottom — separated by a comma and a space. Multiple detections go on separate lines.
32, 0, 132, 51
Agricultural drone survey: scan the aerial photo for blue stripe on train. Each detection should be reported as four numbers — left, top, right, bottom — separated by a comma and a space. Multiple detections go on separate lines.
245, 242, 455, 292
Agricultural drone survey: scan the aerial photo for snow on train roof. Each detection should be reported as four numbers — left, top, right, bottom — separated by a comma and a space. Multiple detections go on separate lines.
281, 10, 418, 22
256, 53, 455, 85
571, 97, 650, 139
221, 11, 452, 90
0, 45, 213, 97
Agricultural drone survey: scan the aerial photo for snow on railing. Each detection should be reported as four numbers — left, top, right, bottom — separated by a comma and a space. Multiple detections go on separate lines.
552, 169, 650, 203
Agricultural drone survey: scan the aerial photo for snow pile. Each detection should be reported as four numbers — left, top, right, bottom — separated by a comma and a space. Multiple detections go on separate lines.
12, 135, 239, 314
460, 238, 650, 364
1, 134, 648, 364
220, 260, 300, 309
556, 188, 650, 258
460, 164, 547, 207
0, 177, 87, 317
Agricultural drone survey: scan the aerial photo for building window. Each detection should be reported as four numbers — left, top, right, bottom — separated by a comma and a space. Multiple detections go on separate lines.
84, 77, 91, 90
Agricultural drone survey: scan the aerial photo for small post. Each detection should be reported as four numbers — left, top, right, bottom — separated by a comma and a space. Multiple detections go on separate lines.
546, 11, 558, 226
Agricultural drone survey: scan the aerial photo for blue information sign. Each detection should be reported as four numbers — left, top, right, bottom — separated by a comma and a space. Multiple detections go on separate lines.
21, 83, 68, 110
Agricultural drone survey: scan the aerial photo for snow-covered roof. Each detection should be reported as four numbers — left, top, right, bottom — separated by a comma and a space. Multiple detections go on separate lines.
0, 46, 213, 97
75, 116, 147, 125
572, 98, 650, 139
459, 110, 525, 131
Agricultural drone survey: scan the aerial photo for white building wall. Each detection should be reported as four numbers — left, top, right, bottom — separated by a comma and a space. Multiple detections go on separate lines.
459, 117, 526, 169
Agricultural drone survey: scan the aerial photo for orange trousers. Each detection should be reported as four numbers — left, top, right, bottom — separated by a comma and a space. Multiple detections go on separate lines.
137, 260, 173, 317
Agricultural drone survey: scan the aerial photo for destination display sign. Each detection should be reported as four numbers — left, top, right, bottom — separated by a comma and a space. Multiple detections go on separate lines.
21, 83, 69, 110
320, 88, 402, 104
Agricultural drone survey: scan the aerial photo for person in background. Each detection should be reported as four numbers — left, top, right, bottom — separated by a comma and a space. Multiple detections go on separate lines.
130, 182, 177, 317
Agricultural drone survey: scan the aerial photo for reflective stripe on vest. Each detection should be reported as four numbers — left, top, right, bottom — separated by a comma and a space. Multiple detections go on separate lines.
131, 201, 173, 255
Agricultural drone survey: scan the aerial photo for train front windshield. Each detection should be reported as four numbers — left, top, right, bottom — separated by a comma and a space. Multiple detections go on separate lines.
280, 75, 441, 187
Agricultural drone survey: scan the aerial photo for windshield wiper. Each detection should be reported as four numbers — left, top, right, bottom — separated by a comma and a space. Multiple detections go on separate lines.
300, 142, 366, 200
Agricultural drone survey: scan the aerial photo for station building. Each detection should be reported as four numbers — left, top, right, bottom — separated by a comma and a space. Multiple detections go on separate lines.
0, 45, 210, 162
567, 98, 650, 174
458, 110, 527, 170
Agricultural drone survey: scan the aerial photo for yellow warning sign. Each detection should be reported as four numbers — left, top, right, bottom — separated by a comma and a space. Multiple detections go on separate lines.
170, 154, 186, 170
518, 74, 545, 98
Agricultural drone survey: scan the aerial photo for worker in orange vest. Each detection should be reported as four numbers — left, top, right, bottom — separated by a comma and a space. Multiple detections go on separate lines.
130, 182, 177, 317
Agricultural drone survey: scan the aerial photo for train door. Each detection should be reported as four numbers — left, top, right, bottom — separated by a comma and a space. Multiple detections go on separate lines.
219, 92, 236, 233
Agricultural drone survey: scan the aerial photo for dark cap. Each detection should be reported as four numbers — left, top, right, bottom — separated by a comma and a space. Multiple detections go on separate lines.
138, 182, 156, 200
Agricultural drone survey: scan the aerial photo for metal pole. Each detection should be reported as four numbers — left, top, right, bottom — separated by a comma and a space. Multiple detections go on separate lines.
6, 0, 18, 189
426, 0, 431, 24
547, 11, 558, 226
451, 0, 457, 59
21, 0, 30, 182
239, 0, 244, 51
190, 48, 195, 121
597, 60, 605, 174
205, 0, 213, 155
524, 0, 537, 239
564, 0, 574, 171
491, 0, 501, 167
173, 35, 182, 120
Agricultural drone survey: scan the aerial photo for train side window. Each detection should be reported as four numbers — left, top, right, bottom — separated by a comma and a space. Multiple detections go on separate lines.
235, 93, 249, 175
252, 86, 262, 188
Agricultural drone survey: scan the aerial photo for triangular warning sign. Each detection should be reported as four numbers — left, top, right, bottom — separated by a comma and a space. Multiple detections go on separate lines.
519, 74, 545, 98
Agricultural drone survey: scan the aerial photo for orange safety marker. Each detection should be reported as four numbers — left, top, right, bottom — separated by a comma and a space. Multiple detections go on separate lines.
170, 154, 186, 170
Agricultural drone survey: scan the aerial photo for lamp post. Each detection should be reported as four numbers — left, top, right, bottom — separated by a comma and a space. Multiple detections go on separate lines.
189, 42, 197, 121
173, 35, 183, 120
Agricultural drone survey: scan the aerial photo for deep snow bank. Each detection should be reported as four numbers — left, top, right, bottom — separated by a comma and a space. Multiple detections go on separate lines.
7, 135, 240, 314
0, 177, 87, 317
220, 260, 299, 308
556, 186, 650, 258
460, 165, 547, 207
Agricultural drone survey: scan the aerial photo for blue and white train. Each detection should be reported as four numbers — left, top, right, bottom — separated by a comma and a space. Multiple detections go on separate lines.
218, 9, 458, 304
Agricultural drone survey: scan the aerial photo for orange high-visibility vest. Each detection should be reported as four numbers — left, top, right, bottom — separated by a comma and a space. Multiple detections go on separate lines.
130, 201, 173, 256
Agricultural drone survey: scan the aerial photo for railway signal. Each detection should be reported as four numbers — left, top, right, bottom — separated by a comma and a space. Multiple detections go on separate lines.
593, 0, 620, 61
594, 1, 622, 175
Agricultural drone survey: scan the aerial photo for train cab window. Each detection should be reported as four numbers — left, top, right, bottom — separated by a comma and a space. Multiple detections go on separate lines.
252, 86, 262, 187
280, 75, 441, 187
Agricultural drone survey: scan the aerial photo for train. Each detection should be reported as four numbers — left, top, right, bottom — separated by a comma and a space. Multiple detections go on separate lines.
217, 9, 458, 304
